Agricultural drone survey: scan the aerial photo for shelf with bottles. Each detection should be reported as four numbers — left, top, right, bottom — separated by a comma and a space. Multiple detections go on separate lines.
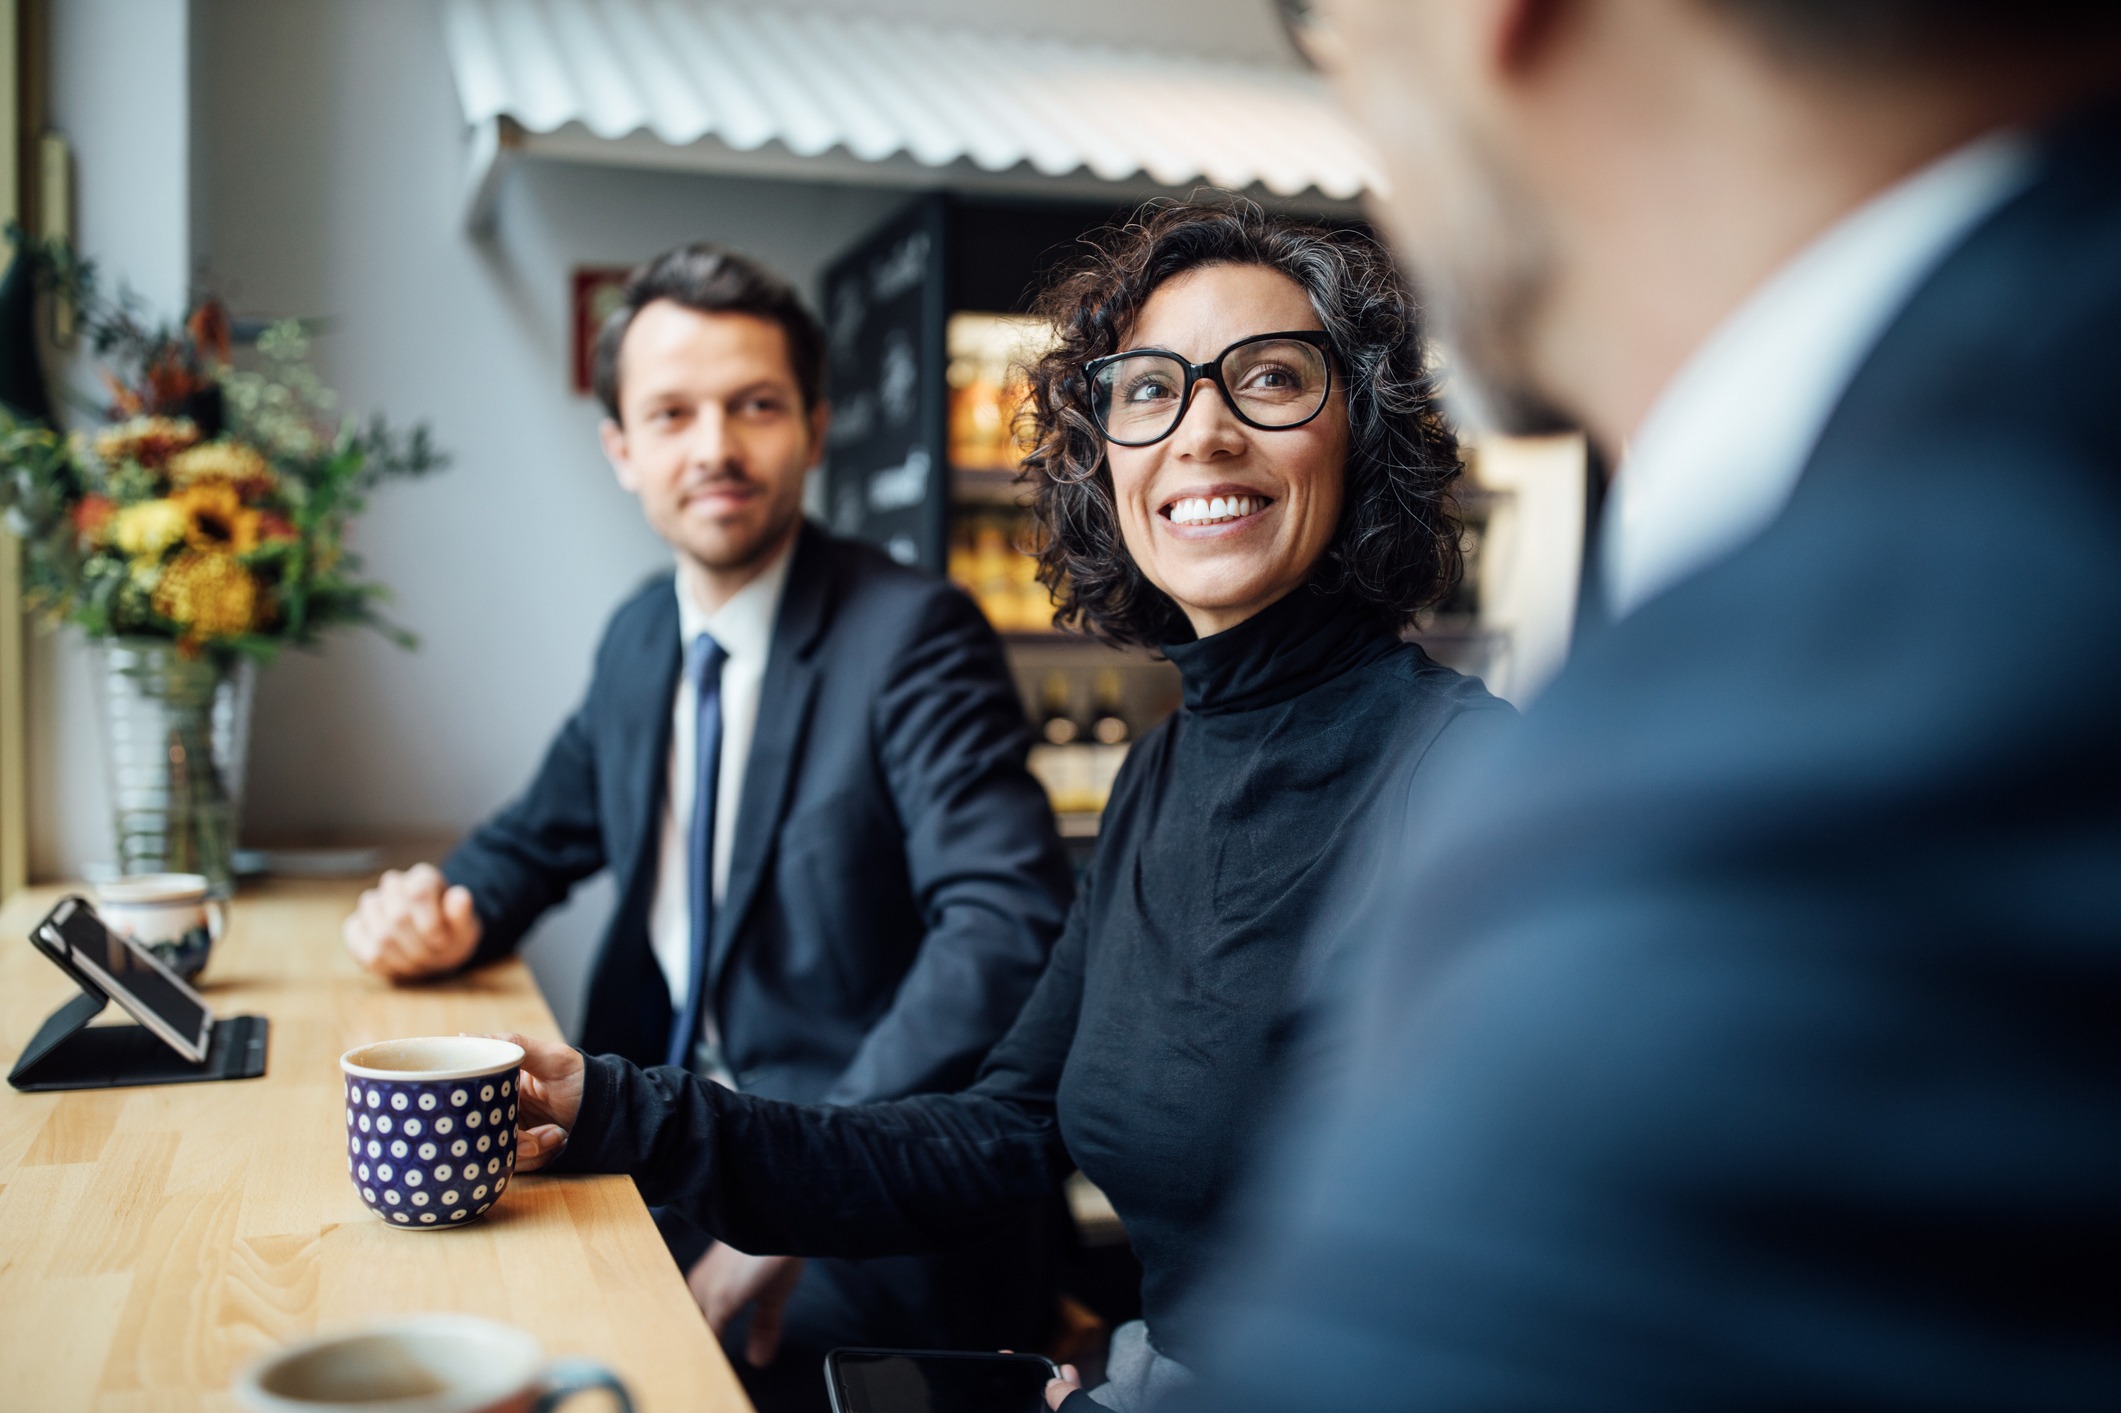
946, 311, 1064, 636
1406, 481, 1510, 680
948, 312, 1049, 480
1022, 664, 1176, 824
947, 506, 1054, 636
1438, 434, 1590, 704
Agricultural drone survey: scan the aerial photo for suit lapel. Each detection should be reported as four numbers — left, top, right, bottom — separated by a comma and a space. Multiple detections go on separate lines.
613, 584, 684, 972
707, 525, 836, 995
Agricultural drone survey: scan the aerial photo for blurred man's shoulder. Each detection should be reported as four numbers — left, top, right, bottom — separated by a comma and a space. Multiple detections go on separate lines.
806, 526, 981, 630
811, 526, 937, 592
588, 569, 681, 667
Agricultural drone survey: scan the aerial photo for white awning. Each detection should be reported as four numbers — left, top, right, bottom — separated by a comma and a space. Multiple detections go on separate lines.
442, 0, 1381, 230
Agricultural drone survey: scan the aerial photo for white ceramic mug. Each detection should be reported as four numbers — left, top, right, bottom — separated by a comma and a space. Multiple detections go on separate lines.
94, 872, 227, 981
233, 1315, 633, 1412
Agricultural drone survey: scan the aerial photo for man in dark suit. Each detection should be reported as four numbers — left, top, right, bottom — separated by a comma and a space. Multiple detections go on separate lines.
1114, 2, 2121, 1409
340, 246, 1073, 1410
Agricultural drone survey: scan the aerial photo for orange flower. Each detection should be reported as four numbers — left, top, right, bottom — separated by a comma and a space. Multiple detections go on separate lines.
144, 350, 212, 416
152, 550, 260, 641
187, 301, 233, 366
256, 511, 298, 543
73, 494, 117, 541
169, 440, 276, 498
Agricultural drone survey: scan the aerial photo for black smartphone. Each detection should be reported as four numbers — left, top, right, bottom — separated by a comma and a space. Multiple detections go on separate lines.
824, 1349, 1060, 1413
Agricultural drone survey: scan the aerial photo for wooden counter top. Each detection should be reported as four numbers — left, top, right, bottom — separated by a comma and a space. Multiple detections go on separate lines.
0, 878, 751, 1411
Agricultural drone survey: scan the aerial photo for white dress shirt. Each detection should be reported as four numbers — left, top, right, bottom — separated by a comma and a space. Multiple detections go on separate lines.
647, 538, 795, 1075
1603, 132, 2036, 620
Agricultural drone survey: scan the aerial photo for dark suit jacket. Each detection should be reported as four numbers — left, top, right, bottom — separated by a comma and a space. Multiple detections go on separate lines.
1177, 108, 2121, 1409
444, 523, 1074, 1111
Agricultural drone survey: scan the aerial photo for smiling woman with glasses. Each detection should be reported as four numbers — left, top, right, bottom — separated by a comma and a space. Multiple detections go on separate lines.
492, 199, 1513, 1413
1022, 200, 1466, 650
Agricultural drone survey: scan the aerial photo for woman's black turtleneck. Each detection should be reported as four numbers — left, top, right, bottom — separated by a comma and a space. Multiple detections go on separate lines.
554, 584, 1510, 1363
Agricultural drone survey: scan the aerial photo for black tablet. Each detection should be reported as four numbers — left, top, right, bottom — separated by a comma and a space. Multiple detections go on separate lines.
36, 896, 214, 1064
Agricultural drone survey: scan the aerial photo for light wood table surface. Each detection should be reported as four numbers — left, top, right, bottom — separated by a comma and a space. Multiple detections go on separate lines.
0, 878, 751, 1412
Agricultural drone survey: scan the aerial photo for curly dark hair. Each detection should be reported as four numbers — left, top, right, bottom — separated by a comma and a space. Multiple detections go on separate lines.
1020, 198, 1464, 646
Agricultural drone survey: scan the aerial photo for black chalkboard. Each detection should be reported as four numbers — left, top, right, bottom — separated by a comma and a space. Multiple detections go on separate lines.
820, 195, 950, 572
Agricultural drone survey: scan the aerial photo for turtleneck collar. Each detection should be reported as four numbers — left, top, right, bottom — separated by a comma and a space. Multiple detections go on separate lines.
1162, 582, 1400, 716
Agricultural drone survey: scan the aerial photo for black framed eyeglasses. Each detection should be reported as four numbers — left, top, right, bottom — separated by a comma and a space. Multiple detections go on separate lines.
1084, 330, 1336, 448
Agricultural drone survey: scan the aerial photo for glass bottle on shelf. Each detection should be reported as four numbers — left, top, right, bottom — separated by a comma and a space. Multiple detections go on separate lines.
950, 368, 1008, 470
959, 516, 1022, 632
1038, 672, 1080, 746
1087, 669, 1131, 808
1028, 672, 1099, 815
1089, 670, 1130, 746
1009, 516, 1053, 634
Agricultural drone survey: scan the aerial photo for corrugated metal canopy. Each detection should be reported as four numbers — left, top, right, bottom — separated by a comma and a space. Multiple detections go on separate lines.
442, 0, 1380, 228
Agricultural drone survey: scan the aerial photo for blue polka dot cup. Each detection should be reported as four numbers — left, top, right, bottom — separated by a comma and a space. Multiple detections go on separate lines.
340, 1036, 525, 1231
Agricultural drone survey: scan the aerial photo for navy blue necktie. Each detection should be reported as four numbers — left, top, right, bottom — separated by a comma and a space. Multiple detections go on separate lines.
666, 632, 728, 1070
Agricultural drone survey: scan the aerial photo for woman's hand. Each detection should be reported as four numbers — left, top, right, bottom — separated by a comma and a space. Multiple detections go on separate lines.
1045, 1362, 1084, 1409
484, 1031, 584, 1171
687, 1246, 807, 1366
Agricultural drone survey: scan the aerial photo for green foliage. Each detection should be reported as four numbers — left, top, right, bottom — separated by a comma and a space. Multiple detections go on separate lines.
0, 230, 448, 661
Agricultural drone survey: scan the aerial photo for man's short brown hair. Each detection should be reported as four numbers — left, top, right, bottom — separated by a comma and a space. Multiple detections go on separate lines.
1700, 0, 2121, 63
591, 244, 828, 422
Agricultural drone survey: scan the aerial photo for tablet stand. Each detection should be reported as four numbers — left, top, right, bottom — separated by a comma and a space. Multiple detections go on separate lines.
8, 982, 269, 1092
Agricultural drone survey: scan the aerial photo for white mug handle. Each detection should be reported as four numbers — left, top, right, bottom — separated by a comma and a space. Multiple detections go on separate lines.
533, 1358, 634, 1412
206, 898, 229, 944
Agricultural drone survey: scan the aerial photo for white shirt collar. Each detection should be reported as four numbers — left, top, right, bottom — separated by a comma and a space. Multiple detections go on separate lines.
1602, 131, 2036, 620
675, 530, 797, 663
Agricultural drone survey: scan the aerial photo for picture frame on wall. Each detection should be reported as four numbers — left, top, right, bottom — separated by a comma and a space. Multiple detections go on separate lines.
571, 266, 633, 395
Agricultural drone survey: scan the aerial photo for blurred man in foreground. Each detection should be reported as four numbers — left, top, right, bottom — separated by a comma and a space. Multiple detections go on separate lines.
1135, 2, 2121, 1408
341, 246, 1070, 1412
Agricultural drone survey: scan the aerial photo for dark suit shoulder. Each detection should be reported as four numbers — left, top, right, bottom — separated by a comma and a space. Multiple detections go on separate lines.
807, 528, 994, 653
592, 570, 680, 667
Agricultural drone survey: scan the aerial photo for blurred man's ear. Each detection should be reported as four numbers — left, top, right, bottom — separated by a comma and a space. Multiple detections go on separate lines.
1370, 0, 1560, 81
1495, 0, 1569, 73
599, 418, 640, 494
807, 401, 831, 471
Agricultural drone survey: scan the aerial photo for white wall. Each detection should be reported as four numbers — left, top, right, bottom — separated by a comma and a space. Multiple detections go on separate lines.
51, 0, 190, 308
26, 0, 194, 890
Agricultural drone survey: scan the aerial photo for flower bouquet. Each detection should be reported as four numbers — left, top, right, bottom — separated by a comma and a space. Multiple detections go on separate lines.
0, 237, 445, 892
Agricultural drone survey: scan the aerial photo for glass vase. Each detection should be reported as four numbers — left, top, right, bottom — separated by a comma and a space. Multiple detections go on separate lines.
96, 639, 256, 898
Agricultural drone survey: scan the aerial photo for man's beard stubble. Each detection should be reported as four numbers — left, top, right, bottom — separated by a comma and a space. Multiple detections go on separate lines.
673, 467, 806, 575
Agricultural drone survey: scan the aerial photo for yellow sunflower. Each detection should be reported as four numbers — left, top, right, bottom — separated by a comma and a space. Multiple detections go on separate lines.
169, 440, 277, 498
111, 499, 191, 559
172, 482, 266, 555
152, 550, 261, 641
